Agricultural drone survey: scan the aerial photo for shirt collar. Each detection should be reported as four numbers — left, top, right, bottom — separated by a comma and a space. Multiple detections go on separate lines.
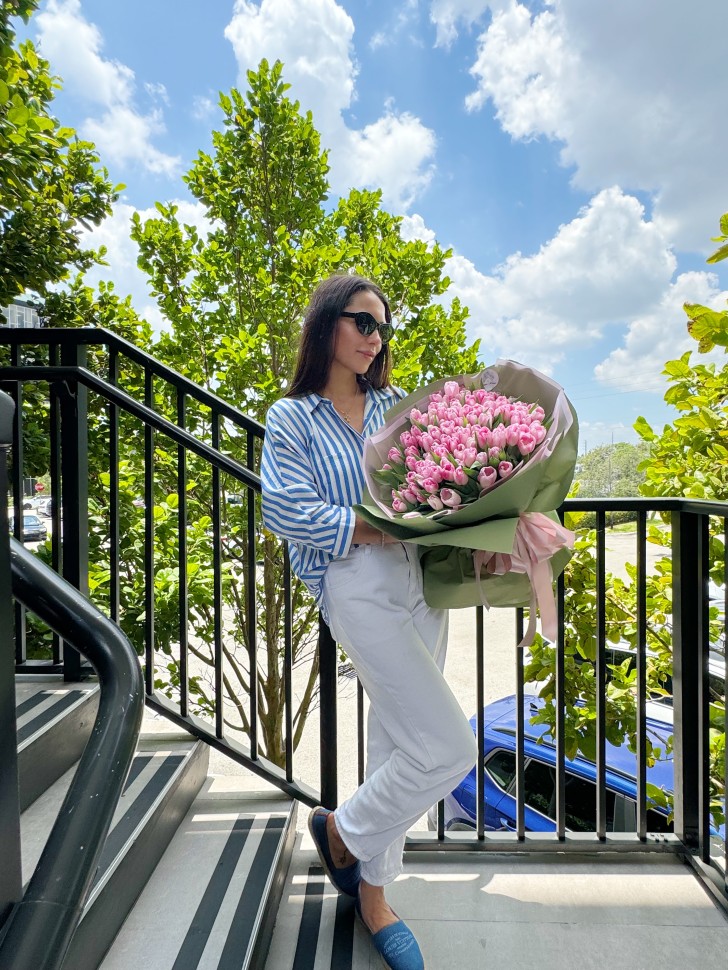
302, 386, 394, 429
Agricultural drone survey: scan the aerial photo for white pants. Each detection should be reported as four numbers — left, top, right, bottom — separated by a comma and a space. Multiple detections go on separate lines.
322, 542, 477, 886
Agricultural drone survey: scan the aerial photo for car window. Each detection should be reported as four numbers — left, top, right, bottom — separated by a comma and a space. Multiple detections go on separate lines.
522, 759, 673, 833
485, 750, 517, 791
709, 672, 724, 703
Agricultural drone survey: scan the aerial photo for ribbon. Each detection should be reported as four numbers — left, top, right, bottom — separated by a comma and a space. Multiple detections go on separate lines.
473, 512, 575, 648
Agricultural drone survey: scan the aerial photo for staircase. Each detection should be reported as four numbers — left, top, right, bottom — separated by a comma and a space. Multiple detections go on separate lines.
16, 677, 297, 970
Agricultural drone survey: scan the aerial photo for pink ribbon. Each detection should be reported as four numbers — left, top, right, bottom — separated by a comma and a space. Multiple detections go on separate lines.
473, 512, 575, 648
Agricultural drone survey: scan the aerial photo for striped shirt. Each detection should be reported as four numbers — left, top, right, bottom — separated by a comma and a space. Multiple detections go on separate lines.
260, 385, 403, 615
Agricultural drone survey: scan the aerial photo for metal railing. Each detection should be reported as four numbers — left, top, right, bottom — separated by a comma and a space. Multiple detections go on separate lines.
0, 539, 144, 970
0, 383, 144, 969
1, 327, 726, 912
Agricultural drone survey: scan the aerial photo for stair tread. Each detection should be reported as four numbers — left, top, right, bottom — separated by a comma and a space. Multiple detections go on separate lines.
20, 739, 197, 885
16, 684, 98, 747
98, 795, 295, 970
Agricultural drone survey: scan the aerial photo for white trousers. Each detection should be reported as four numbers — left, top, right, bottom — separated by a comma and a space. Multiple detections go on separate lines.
322, 542, 477, 886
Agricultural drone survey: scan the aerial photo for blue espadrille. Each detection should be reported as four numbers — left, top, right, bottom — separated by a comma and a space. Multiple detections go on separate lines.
355, 896, 425, 970
308, 806, 361, 897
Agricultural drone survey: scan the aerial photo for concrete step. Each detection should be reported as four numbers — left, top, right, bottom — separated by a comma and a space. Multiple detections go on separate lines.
97, 781, 297, 970
15, 678, 99, 811
19, 731, 209, 970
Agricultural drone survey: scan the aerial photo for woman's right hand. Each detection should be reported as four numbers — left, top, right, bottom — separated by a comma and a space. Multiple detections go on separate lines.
351, 516, 398, 546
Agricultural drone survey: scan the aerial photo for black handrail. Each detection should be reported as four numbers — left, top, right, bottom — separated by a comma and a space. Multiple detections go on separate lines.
0, 326, 265, 435
0, 364, 262, 488
0, 539, 144, 970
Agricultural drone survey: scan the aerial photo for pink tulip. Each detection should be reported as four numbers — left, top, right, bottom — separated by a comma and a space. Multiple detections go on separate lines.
478, 465, 497, 490
453, 466, 469, 486
517, 432, 537, 455
392, 498, 408, 513
427, 494, 444, 511
440, 488, 462, 509
388, 447, 403, 463
498, 460, 514, 478
439, 459, 456, 480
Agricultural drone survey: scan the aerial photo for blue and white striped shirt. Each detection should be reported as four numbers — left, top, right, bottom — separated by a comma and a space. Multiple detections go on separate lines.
260, 386, 403, 613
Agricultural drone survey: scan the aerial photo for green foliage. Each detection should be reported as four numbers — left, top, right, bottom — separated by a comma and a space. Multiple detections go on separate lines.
126, 59, 480, 766
528, 214, 728, 831
576, 441, 650, 498
0, 1, 120, 304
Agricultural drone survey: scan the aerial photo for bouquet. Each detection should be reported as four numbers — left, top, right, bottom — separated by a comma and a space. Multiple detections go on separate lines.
354, 360, 579, 647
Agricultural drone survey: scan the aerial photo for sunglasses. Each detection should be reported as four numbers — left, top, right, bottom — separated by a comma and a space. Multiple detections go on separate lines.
340, 311, 395, 344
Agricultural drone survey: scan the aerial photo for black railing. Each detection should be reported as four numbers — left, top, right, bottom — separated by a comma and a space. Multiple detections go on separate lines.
0, 539, 144, 970
1, 328, 726, 912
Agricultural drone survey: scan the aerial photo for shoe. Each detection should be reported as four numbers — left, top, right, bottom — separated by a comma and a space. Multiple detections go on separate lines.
308, 806, 361, 897
355, 896, 425, 970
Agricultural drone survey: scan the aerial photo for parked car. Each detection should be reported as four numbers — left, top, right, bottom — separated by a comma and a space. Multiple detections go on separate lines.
38, 497, 54, 517
8, 513, 48, 543
601, 641, 725, 707
443, 693, 678, 834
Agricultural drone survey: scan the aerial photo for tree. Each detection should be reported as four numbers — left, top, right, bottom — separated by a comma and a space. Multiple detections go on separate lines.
525, 212, 728, 828
0, 0, 119, 305
122, 60, 481, 767
576, 442, 649, 498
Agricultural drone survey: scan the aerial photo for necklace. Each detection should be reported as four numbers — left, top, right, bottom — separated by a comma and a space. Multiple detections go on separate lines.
331, 387, 361, 425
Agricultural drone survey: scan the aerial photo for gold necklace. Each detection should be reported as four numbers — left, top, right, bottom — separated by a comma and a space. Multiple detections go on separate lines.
331, 387, 361, 424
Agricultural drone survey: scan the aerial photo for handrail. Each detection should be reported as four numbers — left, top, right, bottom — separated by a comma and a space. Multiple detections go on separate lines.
0, 539, 144, 970
0, 326, 266, 435
0, 364, 261, 489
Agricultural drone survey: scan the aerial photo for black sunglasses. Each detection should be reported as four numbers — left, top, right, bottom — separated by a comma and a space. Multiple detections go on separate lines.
340, 311, 395, 344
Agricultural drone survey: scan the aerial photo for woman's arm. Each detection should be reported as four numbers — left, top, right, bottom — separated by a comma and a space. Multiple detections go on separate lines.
261, 403, 391, 554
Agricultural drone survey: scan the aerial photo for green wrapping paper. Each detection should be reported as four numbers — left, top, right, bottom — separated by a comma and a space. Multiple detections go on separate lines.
354, 359, 579, 610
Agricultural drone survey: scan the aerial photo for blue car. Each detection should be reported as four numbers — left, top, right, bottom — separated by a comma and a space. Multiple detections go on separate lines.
444, 693, 676, 834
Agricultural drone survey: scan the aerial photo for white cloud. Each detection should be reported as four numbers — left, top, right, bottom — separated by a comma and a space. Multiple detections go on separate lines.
224, 0, 436, 212
429, 0, 492, 47
35, 0, 180, 177
83, 106, 179, 177
461, 0, 728, 252
192, 95, 217, 122
441, 188, 679, 372
399, 212, 437, 245
144, 81, 170, 105
345, 109, 436, 210
369, 0, 422, 51
594, 272, 728, 391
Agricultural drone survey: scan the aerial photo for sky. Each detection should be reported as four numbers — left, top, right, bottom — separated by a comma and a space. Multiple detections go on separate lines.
17, 0, 728, 448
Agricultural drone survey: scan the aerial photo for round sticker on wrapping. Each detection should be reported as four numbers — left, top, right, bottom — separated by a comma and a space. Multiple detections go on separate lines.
479, 368, 499, 391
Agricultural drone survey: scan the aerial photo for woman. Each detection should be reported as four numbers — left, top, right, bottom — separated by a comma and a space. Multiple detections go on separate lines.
261, 274, 476, 970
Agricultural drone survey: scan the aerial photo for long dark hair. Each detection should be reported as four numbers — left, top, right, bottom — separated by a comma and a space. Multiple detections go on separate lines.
286, 274, 392, 397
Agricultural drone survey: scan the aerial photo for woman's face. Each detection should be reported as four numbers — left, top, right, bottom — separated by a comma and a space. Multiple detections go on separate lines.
330, 288, 386, 379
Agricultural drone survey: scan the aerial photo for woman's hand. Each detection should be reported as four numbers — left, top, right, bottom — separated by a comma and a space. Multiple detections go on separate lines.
352, 516, 399, 546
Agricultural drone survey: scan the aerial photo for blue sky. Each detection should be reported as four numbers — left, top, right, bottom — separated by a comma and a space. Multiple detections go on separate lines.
19, 0, 728, 448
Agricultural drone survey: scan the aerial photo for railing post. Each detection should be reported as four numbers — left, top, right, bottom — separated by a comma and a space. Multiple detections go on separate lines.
672, 509, 701, 847
318, 615, 338, 809
58, 343, 89, 682
0, 390, 22, 926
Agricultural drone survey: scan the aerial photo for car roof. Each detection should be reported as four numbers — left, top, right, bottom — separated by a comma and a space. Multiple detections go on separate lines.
479, 693, 675, 790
